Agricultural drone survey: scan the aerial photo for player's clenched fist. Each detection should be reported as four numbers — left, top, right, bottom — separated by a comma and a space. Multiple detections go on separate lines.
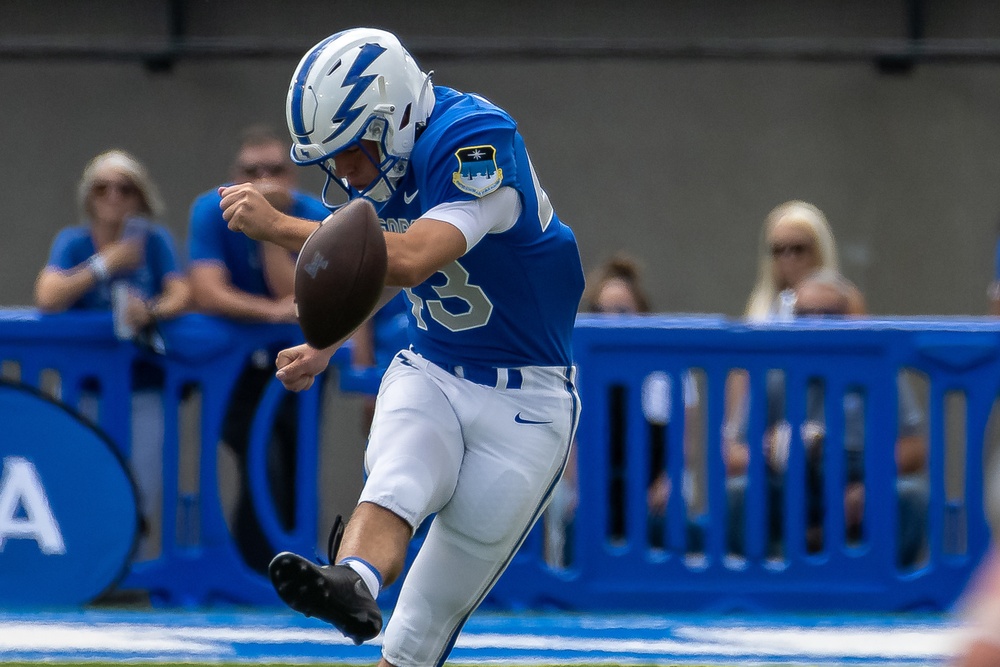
219, 183, 281, 241
275, 343, 336, 392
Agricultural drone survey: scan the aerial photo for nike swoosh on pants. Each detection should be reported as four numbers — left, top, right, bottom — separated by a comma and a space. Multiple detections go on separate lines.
514, 412, 551, 425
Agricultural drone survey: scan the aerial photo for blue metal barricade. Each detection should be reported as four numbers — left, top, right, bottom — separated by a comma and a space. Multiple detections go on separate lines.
492, 315, 999, 612
1, 310, 997, 610
0, 311, 318, 605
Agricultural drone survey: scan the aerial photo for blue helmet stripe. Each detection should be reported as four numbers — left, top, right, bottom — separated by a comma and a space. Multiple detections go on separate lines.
322, 42, 387, 144
289, 31, 347, 140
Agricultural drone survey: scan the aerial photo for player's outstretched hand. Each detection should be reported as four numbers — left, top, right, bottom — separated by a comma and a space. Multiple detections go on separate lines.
219, 183, 282, 243
275, 343, 336, 392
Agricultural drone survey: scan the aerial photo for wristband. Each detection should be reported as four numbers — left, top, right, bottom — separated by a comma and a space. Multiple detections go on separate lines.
88, 254, 109, 282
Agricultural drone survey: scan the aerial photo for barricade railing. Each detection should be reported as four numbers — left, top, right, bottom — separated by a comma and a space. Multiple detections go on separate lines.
492, 315, 999, 612
0, 310, 996, 611
0, 310, 323, 605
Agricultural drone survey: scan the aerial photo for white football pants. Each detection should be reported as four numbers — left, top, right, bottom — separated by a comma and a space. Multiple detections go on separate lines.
360, 348, 579, 667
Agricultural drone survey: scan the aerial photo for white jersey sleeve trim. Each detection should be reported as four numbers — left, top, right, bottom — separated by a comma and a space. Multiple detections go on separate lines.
421, 186, 521, 252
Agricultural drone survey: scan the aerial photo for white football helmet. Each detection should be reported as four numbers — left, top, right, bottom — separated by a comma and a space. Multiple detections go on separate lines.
286, 28, 434, 204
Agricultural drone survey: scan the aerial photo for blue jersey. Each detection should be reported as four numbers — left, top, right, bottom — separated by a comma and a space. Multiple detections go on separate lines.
371, 292, 411, 367
188, 187, 329, 295
368, 86, 584, 368
45, 220, 183, 310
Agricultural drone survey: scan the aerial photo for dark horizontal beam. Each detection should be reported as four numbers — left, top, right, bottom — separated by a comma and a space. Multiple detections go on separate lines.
3, 35, 1000, 64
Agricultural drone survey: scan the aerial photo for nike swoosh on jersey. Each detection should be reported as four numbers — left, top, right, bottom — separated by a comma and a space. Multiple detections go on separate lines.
514, 412, 552, 425
403, 190, 419, 204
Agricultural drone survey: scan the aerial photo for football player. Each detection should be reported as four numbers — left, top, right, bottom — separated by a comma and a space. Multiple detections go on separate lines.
221, 27, 584, 667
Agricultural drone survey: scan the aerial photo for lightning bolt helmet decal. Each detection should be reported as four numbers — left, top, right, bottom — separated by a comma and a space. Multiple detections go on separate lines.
322, 42, 387, 145
284, 28, 436, 207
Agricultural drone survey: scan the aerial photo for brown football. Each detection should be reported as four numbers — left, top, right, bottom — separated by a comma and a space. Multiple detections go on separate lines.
294, 198, 387, 348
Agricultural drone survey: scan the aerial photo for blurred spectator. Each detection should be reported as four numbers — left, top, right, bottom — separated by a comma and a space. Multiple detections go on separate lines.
644, 368, 702, 553
726, 201, 864, 487
545, 253, 699, 567
34, 148, 190, 559
725, 268, 928, 567
580, 252, 652, 314
744, 200, 865, 321
187, 124, 329, 572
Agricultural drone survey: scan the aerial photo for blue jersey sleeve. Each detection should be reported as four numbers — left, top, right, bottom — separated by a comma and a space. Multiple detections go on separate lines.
46, 227, 94, 271
415, 99, 519, 209
188, 190, 227, 264
146, 224, 183, 288
398, 88, 584, 367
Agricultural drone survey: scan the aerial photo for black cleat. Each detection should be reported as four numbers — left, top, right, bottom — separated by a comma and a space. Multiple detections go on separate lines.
268, 551, 383, 645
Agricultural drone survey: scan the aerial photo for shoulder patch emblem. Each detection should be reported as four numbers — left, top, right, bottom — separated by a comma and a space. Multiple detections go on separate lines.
452, 145, 503, 197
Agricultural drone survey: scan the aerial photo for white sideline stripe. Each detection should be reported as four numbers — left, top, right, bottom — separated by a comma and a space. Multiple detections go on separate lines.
455, 629, 958, 658
0, 614, 968, 664
0, 623, 363, 650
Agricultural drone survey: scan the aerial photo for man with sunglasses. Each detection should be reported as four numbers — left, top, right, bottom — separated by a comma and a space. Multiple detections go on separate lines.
187, 124, 329, 573
189, 124, 328, 324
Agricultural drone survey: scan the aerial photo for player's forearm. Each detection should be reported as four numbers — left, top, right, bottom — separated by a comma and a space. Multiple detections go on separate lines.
383, 219, 466, 287
193, 284, 293, 323
219, 183, 322, 252
269, 214, 322, 253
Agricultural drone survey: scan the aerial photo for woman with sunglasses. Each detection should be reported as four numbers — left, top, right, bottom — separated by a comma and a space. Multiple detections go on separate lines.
744, 200, 864, 321
33, 148, 189, 561
723, 201, 866, 556
35, 149, 189, 324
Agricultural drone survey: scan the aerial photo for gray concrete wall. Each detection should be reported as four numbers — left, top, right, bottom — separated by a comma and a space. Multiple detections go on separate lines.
3, 1, 1000, 316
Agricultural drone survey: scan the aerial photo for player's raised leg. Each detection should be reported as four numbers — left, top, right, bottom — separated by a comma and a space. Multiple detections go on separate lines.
381, 373, 578, 666
271, 352, 466, 646
269, 503, 410, 645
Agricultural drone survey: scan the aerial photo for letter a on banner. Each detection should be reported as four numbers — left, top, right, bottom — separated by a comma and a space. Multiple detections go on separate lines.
0, 456, 66, 554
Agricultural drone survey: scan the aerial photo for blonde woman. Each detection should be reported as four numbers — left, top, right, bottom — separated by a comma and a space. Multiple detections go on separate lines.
744, 200, 863, 321
35, 149, 188, 323
724, 201, 864, 521
34, 149, 189, 560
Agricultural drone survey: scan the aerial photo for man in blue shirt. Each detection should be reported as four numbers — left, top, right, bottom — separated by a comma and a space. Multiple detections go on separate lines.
189, 125, 330, 321
188, 125, 329, 573
221, 28, 584, 667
